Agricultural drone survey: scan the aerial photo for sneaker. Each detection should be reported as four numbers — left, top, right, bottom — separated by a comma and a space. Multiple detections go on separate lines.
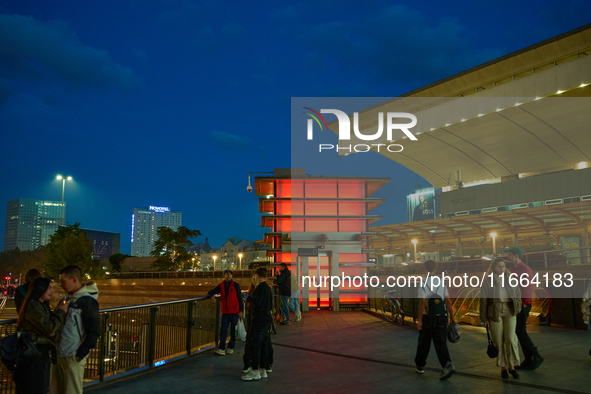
265, 365, 272, 373
515, 359, 531, 370
226, 348, 234, 355
242, 370, 261, 381
294, 315, 302, 322
242, 366, 252, 373
416, 366, 425, 374
259, 370, 268, 378
439, 362, 455, 380
214, 349, 226, 356
280, 321, 290, 325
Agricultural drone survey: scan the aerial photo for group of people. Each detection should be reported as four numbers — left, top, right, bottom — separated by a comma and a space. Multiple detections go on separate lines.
415, 247, 544, 380
11, 265, 100, 394
208, 263, 302, 381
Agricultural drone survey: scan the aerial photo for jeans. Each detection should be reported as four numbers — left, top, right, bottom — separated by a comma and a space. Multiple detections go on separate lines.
415, 314, 451, 368
515, 304, 537, 361
280, 295, 290, 322
289, 296, 301, 318
244, 319, 271, 369
219, 313, 239, 350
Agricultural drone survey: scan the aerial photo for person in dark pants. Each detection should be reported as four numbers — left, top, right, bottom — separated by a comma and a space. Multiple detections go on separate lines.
242, 267, 273, 381
274, 263, 291, 325
415, 260, 456, 380
15, 277, 67, 394
208, 269, 244, 356
506, 247, 544, 370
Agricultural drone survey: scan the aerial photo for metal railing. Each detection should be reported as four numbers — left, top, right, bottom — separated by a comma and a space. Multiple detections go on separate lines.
0, 296, 220, 393
106, 270, 256, 279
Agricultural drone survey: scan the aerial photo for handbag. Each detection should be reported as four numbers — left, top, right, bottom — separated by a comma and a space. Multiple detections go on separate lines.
237, 319, 247, 342
486, 327, 498, 359
1, 330, 41, 372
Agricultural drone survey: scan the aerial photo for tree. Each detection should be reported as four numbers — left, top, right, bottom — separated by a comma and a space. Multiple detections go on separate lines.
108, 253, 129, 272
0, 247, 45, 280
150, 226, 201, 271
43, 223, 103, 279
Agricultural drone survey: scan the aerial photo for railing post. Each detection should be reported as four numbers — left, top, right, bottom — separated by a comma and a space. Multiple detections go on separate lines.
98, 313, 108, 382
148, 307, 157, 368
186, 301, 194, 356
214, 297, 221, 348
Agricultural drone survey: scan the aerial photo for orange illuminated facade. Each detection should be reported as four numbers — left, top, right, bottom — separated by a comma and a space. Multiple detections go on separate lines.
254, 169, 388, 311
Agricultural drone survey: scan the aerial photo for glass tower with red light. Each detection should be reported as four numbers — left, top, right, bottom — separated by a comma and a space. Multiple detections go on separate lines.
255, 169, 388, 311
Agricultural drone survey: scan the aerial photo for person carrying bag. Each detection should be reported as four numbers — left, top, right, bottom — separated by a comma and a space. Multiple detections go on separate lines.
12, 277, 67, 393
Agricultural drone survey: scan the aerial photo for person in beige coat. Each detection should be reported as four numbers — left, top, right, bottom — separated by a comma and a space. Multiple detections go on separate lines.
480, 258, 522, 379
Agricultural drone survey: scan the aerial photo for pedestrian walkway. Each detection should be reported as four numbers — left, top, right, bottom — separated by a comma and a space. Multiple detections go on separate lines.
89, 311, 591, 394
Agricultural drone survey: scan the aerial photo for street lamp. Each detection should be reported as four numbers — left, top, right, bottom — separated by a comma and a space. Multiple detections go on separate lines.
411, 239, 418, 261
238, 253, 243, 270
490, 232, 497, 255
212, 255, 217, 271
56, 175, 73, 226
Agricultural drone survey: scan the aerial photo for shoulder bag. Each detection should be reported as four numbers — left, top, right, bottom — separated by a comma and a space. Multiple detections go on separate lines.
486, 326, 498, 359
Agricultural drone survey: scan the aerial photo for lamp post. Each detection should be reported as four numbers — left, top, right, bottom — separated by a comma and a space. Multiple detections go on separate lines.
238, 253, 243, 270
490, 232, 497, 255
213, 255, 217, 271
411, 239, 418, 261
56, 175, 72, 226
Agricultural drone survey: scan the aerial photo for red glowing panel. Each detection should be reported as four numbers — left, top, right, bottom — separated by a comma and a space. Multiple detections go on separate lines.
338, 181, 365, 198
276, 180, 291, 198
338, 219, 366, 232
339, 202, 366, 215
339, 253, 366, 264
340, 296, 367, 303
276, 218, 304, 232
305, 201, 337, 216
291, 201, 304, 215
304, 180, 337, 198
276, 201, 292, 215
305, 219, 338, 232
276, 253, 296, 264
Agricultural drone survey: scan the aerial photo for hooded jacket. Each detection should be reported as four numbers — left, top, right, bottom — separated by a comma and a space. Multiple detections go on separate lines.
57, 281, 100, 359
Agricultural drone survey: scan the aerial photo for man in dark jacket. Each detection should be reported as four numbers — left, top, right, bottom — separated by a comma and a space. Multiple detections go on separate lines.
274, 263, 291, 325
242, 267, 273, 381
208, 269, 244, 355
53, 265, 100, 394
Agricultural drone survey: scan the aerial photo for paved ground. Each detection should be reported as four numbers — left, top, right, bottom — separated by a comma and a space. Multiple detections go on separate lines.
89, 311, 590, 394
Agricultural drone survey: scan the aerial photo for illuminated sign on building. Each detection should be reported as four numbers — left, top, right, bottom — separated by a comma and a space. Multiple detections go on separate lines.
131, 214, 134, 243
149, 206, 170, 212
407, 190, 436, 222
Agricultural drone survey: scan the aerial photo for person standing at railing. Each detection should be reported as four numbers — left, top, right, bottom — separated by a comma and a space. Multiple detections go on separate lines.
15, 277, 67, 394
242, 267, 273, 381
208, 269, 244, 356
505, 247, 544, 370
15, 268, 42, 313
51, 265, 100, 394
480, 258, 522, 379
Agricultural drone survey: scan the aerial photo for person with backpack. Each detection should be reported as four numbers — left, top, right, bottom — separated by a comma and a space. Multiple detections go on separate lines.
52, 265, 100, 394
15, 269, 42, 313
15, 277, 67, 393
208, 269, 244, 356
415, 260, 456, 379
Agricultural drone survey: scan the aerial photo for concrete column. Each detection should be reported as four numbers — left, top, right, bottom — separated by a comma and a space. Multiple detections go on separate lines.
456, 240, 462, 258
512, 234, 519, 248
331, 252, 339, 312
301, 256, 309, 312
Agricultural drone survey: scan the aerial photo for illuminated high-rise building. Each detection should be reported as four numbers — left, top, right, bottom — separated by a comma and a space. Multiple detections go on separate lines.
131, 206, 182, 257
4, 198, 64, 251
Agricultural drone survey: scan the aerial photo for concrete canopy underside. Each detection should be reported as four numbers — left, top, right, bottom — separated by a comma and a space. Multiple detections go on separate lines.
328, 24, 591, 188
369, 201, 591, 253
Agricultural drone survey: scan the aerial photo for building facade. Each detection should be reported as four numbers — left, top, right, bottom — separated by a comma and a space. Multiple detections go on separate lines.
82, 228, 121, 260
4, 198, 63, 251
131, 206, 182, 257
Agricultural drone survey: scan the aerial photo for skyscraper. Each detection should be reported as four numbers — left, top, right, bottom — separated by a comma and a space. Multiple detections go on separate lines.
4, 198, 64, 251
131, 206, 182, 257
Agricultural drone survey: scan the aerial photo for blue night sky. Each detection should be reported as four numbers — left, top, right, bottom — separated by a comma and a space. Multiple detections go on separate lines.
1, 1, 589, 253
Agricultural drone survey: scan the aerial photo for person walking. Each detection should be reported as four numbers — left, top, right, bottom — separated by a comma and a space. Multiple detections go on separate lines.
415, 260, 456, 379
480, 258, 522, 378
242, 267, 273, 381
208, 269, 244, 355
52, 265, 100, 394
15, 277, 67, 394
15, 268, 42, 313
289, 267, 301, 322
505, 247, 544, 369
274, 263, 291, 325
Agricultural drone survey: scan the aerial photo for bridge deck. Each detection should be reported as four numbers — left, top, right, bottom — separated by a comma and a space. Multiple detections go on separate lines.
89, 311, 590, 393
